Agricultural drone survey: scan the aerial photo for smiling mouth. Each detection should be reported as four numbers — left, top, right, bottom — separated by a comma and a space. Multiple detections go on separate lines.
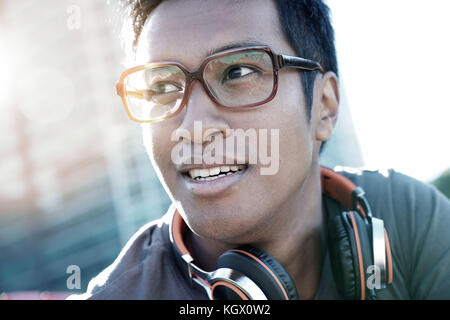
185, 165, 247, 182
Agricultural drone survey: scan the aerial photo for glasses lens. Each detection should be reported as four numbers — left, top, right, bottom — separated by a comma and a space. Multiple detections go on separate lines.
124, 65, 186, 121
204, 50, 275, 107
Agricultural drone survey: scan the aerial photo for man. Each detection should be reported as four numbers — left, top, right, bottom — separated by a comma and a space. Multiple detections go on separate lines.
73, 0, 450, 299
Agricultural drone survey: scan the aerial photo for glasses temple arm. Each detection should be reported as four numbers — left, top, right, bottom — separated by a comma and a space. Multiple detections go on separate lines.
116, 85, 148, 100
277, 54, 325, 73
126, 90, 146, 99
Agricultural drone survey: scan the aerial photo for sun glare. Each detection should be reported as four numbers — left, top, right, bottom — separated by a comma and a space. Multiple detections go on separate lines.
328, 0, 450, 182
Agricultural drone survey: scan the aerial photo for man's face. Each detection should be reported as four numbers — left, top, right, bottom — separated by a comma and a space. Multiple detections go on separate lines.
136, 0, 322, 243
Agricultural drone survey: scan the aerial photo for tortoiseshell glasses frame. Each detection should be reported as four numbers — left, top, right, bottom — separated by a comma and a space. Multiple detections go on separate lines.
116, 45, 324, 123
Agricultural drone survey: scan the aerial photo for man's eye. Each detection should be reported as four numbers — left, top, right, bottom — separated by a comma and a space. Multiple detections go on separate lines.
150, 82, 181, 95
222, 65, 259, 83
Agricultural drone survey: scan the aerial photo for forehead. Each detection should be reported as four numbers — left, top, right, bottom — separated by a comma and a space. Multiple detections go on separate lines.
135, 0, 292, 68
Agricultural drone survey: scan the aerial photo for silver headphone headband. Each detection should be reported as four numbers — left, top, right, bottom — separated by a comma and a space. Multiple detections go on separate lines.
171, 215, 268, 300
371, 217, 387, 288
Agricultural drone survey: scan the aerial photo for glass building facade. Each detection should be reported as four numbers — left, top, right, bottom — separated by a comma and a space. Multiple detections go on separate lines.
0, 0, 171, 293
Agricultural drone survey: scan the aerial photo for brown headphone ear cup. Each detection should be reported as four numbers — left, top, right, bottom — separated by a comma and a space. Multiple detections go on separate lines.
216, 246, 299, 300
328, 211, 377, 300
384, 228, 393, 285
350, 211, 377, 299
328, 212, 362, 299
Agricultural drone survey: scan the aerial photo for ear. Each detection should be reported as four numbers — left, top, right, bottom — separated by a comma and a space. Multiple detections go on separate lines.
315, 72, 340, 142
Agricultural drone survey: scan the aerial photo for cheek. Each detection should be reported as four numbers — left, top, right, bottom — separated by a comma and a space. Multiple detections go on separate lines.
142, 124, 160, 162
280, 102, 313, 164
281, 73, 313, 154
278, 117, 313, 186
142, 123, 178, 184
264, 74, 314, 186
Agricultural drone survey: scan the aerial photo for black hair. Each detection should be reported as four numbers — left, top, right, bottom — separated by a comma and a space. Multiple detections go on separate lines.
274, 0, 338, 116
121, 0, 338, 152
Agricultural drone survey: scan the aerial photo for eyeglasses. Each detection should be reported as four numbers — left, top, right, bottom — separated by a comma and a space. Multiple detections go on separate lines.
116, 46, 324, 123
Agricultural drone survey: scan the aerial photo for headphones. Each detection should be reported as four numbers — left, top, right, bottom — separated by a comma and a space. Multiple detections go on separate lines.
169, 166, 393, 300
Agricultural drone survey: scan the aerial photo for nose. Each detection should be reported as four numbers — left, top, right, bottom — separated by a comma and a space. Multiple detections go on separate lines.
174, 81, 230, 145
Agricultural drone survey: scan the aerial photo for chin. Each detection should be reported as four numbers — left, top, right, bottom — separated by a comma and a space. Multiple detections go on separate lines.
179, 195, 273, 245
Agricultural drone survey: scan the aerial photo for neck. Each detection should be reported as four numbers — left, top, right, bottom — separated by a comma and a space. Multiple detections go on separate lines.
185, 163, 326, 300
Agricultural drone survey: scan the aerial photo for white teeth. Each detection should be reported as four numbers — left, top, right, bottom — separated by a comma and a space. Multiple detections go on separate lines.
188, 165, 247, 180
209, 167, 220, 176
200, 169, 210, 177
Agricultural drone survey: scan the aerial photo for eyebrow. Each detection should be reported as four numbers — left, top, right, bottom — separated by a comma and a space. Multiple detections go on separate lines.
206, 39, 269, 57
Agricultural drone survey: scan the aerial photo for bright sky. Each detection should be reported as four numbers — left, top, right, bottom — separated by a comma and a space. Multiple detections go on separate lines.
328, 0, 450, 182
